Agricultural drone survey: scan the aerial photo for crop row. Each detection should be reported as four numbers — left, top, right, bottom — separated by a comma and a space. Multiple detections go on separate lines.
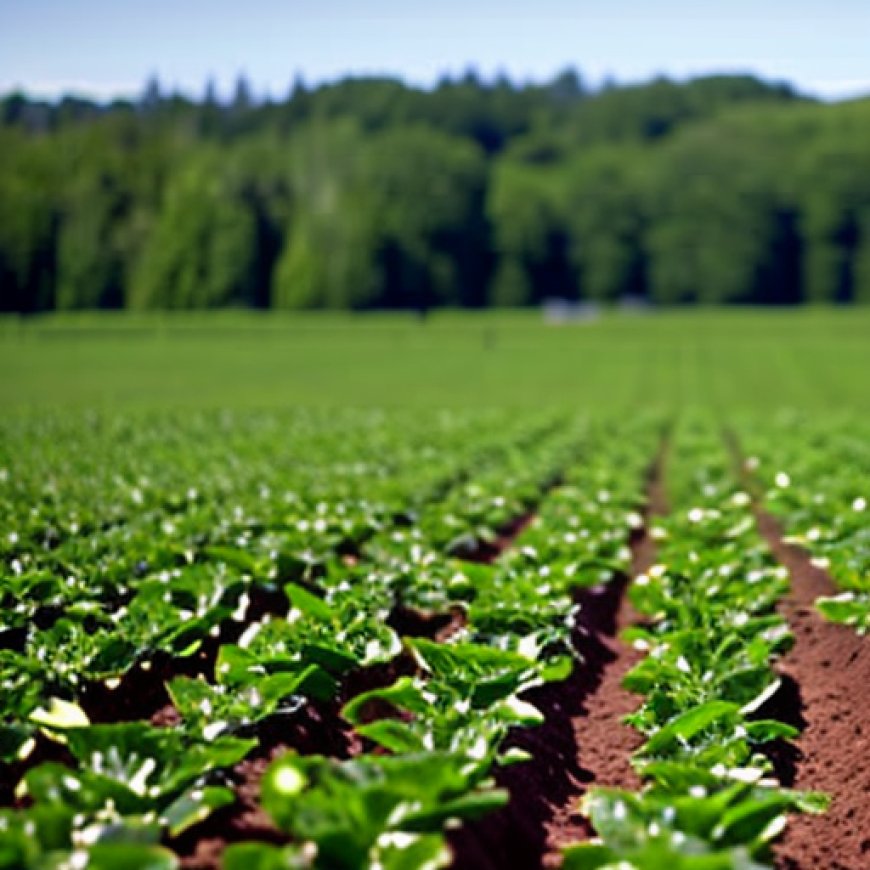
2, 409, 565, 866
5, 409, 857, 869
736, 414, 870, 634
0, 411, 658, 868
0, 409, 562, 574
1, 410, 559, 763
562, 417, 827, 868
218, 416, 659, 868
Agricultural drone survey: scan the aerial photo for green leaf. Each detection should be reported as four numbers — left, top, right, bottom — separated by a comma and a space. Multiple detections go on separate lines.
816, 594, 870, 633
0, 723, 34, 763
299, 641, 358, 675
642, 701, 740, 755
162, 785, 235, 837
540, 654, 574, 683
84, 843, 180, 870
216, 645, 337, 700
561, 843, 619, 870
787, 790, 830, 814
377, 833, 450, 870
354, 719, 427, 753
401, 788, 509, 830
222, 842, 310, 870
743, 720, 798, 743
25, 723, 254, 817
260, 750, 504, 867
342, 677, 429, 724
205, 545, 258, 573
713, 793, 794, 847
29, 697, 90, 731
286, 583, 333, 622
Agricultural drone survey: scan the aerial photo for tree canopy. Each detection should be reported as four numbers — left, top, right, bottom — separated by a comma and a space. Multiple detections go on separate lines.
2, 72, 870, 312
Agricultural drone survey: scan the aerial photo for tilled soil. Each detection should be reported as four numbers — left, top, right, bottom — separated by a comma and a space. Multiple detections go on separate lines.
542, 449, 668, 860
541, 576, 646, 860
755, 511, 870, 870
448, 575, 646, 870
170, 507, 546, 869
450, 578, 639, 870
450, 449, 667, 869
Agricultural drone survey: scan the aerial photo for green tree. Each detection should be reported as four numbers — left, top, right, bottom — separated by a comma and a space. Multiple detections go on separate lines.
130, 151, 258, 308
797, 127, 870, 303
362, 126, 489, 309
271, 121, 380, 310
56, 169, 124, 309
644, 117, 789, 304
0, 131, 58, 312
854, 210, 870, 304
487, 159, 574, 305
561, 146, 646, 302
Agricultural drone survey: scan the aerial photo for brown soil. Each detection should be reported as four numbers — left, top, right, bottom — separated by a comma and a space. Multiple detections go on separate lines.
541, 581, 647, 858
452, 511, 539, 564
540, 469, 667, 862
447, 576, 645, 870
753, 511, 870, 870
175, 751, 290, 870
171, 700, 364, 869
449, 447, 667, 869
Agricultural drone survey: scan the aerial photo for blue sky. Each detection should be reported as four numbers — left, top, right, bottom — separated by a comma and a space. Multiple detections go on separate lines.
1, 0, 868, 101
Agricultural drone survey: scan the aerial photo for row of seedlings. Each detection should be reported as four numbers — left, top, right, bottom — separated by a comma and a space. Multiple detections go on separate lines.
562, 416, 827, 869
216, 414, 599, 868
0, 408, 523, 764
224, 415, 661, 868
0, 410, 566, 867
737, 413, 870, 634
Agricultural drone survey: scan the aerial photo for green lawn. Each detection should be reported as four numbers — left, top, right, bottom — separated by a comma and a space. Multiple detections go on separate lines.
2, 308, 868, 413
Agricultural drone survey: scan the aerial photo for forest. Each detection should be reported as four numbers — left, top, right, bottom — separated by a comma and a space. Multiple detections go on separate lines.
2, 70, 870, 312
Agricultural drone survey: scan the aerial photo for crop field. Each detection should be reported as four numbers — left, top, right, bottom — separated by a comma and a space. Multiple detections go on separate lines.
1, 310, 869, 869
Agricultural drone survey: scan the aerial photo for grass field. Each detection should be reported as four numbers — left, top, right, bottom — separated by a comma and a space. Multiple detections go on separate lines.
2, 308, 869, 412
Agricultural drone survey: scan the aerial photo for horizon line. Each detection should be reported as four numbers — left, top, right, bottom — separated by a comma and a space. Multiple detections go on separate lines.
4, 66, 870, 107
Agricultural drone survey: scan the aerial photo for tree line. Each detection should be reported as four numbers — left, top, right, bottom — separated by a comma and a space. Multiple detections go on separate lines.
2, 70, 870, 312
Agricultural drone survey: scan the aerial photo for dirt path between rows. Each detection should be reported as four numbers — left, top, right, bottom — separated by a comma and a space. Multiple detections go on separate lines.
542, 456, 667, 862
753, 511, 870, 870
450, 447, 667, 870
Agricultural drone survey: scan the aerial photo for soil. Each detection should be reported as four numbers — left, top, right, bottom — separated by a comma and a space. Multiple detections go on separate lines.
171, 700, 364, 869
447, 576, 645, 870
452, 511, 539, 564
387, 603, 468, 642
754, 510, 870, 870
41, 439, 870, 870
449, 447, 667, 869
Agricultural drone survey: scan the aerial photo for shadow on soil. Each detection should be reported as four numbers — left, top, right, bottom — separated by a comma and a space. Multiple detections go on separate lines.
448, 577, 629, 870
753, 673, 805, 787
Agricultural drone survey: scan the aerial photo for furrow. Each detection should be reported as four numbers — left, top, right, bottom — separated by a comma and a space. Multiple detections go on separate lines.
752, 509, 870, 869
448, 439, 667, 870
726, 430, 870, 869
542, 442, 668, 861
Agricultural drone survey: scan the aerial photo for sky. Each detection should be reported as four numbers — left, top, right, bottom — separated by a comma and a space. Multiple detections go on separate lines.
1, 0, 869, 102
